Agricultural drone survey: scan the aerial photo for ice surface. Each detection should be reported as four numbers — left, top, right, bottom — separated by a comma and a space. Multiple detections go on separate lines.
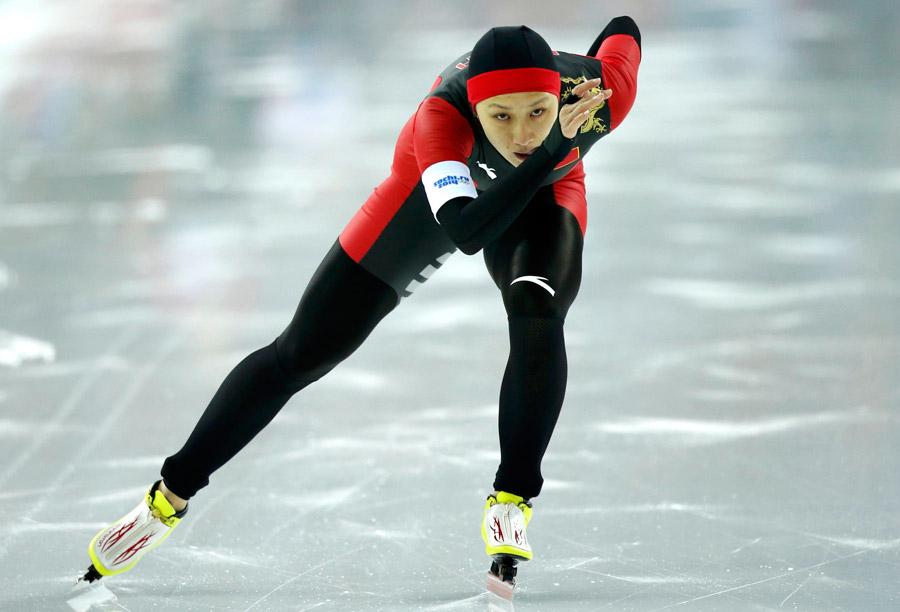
1, 1, 898, 611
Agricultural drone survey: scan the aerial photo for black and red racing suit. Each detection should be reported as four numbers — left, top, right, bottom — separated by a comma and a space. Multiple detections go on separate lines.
161, 17, 641, 501
340, 17, 640, 297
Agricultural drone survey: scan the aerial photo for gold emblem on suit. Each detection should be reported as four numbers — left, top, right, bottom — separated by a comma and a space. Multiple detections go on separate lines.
561, 76, 608, 134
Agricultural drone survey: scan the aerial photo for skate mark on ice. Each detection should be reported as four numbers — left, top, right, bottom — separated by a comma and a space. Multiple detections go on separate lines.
238, 546, 367, 612
83, 456, 167, 470
0, 330, 55, 368
0, 262, 15, 291
642, 277, 872, 310
729, 536, 762, 554
778, 570, 815, 609
316, 366, 387, 390
543, 502, 727, 525
561, 554, 699, 604
255, 485, 368, 548
540, 478, 580, 491
581, 570, 688, 585
165, 546, 302, 578
0, 201, 80, 228
641, 547, 876, 612
776, 545, 838, 609
5, 355, 128, 378
388, 534, 485, 591
0, 419, 44, 437
0, 326, 140, 492
333, 517, 425, 542
591, 406, 883, 445
0, 327, 185, 562
10, 518, 107, 534
545, 532, 698, 591
804, 535, 900, 551
424, 591, 514, 610
0, 485, 88, 502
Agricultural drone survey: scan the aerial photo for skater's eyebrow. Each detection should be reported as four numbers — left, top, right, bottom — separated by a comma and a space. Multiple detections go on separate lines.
485, 98, 547, 110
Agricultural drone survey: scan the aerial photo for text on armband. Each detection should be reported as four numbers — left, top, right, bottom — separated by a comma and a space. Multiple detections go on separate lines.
433, 175, 472, 189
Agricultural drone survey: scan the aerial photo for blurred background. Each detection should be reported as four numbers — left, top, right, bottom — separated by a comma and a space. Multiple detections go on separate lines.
1, 1, 898, 611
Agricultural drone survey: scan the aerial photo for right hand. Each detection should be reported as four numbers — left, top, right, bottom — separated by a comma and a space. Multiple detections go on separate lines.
558, 77, 613, 139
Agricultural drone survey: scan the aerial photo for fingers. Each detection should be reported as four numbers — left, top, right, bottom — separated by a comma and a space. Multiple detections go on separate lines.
558, 87, 613, 139
565, 77, 612, 109
567, 89, 612, 117
572, 77, 614, 99
572, 77, 602, 97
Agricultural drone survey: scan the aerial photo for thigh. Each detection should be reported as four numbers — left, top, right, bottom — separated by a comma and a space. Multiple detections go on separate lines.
483, 188, 585, 320
275, 240, 399, 381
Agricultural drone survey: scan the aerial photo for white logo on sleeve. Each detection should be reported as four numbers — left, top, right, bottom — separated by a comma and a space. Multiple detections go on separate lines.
433, 175, 472, 189
510, 275, 555, 296
422, 161, 478, 219
477, 161, 497, 179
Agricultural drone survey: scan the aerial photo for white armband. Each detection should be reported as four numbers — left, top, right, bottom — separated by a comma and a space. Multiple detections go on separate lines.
421, 161, 478, 221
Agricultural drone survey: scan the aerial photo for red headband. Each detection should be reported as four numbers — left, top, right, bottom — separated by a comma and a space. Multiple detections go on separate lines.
467, 67, 561, 107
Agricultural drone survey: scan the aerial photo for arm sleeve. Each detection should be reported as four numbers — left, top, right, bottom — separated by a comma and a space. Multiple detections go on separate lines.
435, 124, 576, 255
589, 16, 641, 131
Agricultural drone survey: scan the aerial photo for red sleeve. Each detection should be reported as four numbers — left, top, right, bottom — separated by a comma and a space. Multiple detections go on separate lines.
597, 34, 641, 131
413, 96, 475, 174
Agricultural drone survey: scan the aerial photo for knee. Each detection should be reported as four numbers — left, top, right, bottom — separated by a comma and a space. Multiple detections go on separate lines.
274, 333, 340, 384
504, 279, 569, 320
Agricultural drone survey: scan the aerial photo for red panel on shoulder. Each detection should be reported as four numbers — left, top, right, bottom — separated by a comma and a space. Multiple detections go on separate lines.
413, 96, 475, 174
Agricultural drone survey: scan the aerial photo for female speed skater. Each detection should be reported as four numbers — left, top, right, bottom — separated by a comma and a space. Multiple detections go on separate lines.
81, 16, 641, 595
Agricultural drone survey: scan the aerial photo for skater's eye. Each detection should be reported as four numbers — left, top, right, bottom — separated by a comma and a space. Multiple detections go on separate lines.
494, 113, 510, 121
530, 108, 545, 117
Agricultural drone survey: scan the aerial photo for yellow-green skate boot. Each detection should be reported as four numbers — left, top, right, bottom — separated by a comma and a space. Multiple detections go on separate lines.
81, 480, 187, 582
482, 491, 532, 599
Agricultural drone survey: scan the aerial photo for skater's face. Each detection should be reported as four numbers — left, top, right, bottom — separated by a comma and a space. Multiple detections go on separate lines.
475, 92, 559, 167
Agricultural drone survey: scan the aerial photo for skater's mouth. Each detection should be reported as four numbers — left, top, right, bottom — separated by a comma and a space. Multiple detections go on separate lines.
513, 149, 535, 161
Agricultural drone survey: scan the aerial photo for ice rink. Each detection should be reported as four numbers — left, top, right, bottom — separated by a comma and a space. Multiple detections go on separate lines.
1, 1, 898, 610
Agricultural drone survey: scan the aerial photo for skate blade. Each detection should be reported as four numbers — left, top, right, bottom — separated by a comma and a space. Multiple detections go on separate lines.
486, 571, 515, 601
77, 564, 103, 584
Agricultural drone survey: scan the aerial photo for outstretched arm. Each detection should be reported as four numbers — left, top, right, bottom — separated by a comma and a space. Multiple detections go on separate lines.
588, 16, 641, 131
